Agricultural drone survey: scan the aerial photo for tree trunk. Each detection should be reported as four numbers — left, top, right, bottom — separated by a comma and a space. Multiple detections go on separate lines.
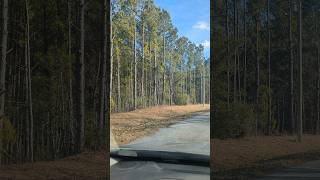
233, 0, 237, 103
117, 50, 121, 112
0, 0, 8, 164
243, 0, 247, 104
194, 70, 196, 103
133, 18, 137, 110
79, 0, 85, 151
202, 61, 205, 106
256, 17, 260, 136
24, 35, 29, 163
226, 0, 230, 108
0, 0, 8, 117
26, 0, 34, 162
105, 0, 111, 159
236, 0, 240, 102
67, 0, 75, 154
267, 0, 272, 135
298, 0, 303, 142
317, 10, 320, 134
162, 35, 165, 104
110, 5, 113, 103
141, 20, 145, 107
169, 64, 173, 106
99, 0, 108, 149
289, 0, 295, 134
154, 46, 157, 106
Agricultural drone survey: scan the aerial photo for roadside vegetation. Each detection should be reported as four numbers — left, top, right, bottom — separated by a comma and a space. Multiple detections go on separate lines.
111, 104, 209, 146
212, 135, 320, 179
0, 0, 111, 166
213, 0, 320, 178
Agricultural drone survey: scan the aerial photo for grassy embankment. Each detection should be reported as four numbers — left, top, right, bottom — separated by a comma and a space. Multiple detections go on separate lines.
111, 104, 210, 146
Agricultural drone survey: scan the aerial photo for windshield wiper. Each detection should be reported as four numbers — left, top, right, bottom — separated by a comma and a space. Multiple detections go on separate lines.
110, 149, 210, 167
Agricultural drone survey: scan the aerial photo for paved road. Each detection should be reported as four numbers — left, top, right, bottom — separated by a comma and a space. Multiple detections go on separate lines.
121, 112, 210, 155
258, 160, 320, 180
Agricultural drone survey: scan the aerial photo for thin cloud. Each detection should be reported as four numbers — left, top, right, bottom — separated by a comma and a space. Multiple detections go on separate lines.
201, 40, 210, 48
192, 21, 210, 31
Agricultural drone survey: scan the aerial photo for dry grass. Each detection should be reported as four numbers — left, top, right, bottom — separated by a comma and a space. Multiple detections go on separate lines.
0, 151, 107, 180
111, 104, 210, 146
212, 135, 320, 179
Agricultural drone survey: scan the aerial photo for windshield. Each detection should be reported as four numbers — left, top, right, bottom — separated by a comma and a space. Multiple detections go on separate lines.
110, 0, 210, 159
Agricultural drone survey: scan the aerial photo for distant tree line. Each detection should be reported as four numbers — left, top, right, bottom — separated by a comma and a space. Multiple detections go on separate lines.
213, 0, 320, 139
111, 0, 210, 112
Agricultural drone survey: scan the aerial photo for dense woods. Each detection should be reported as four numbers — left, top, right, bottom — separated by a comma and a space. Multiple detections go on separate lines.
111, 0, 210, 112
213, 0, 320, 139
0, 0, 110, 165
0, 0, 209, 166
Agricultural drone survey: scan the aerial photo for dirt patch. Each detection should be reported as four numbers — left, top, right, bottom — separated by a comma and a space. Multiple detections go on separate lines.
212, 135, 320, 179
0, 151, 107, 180
111, 104, 210, 146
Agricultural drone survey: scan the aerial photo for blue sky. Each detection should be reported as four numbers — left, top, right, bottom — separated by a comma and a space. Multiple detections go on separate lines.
154, 0, 210, 58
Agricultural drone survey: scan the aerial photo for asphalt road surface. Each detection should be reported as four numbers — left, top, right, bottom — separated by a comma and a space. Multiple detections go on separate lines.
121, 112, 210, 155
258, 160, 320, 180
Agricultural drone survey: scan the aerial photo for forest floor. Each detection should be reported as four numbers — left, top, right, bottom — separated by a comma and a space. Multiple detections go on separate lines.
212, 135, 320, 179
0, 104, 209, 179
0, 151, 107, 180
111, 104, 210, 146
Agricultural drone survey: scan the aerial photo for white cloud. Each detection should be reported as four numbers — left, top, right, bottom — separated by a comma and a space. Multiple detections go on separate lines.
201, 40, 210, 48
192, 21, 210, 31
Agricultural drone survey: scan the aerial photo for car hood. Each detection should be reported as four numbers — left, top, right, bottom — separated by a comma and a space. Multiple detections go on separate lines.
121, 141, 209, 156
